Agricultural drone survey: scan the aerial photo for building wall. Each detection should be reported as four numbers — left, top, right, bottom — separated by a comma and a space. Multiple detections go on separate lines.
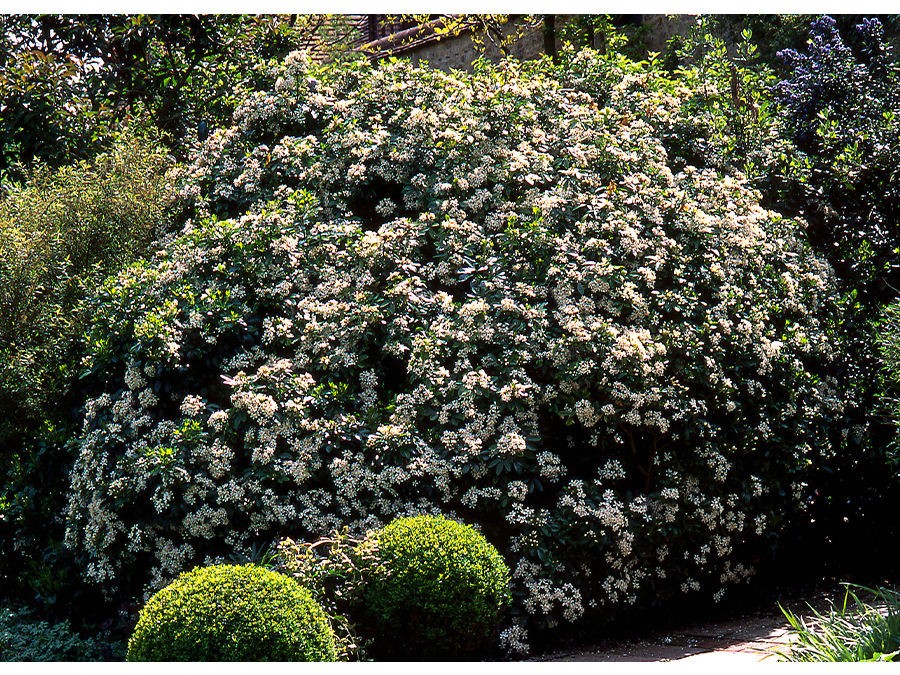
400, 17, 566, 72
384, 15, 693, 72
641, 15, 697, 53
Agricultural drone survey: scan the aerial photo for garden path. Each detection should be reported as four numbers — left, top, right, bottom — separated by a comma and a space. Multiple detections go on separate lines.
535, 610, 792, 662
531, 583, 860, 663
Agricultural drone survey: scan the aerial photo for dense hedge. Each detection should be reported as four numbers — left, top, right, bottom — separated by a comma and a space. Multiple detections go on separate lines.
65, 50, 862, 650
126, 564, 336, 661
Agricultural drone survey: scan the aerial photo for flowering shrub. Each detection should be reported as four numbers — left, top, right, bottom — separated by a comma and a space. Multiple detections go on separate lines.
775, 16, 900, 299
126, 564, 337, 661
359, 515, 511, 658
66, 51, 857, 652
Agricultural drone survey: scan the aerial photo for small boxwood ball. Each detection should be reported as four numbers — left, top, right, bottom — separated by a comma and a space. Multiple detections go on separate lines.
362, 515, 511, 658
126, 564, 337, 661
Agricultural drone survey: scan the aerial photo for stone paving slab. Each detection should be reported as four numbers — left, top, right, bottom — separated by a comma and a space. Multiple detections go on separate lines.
550, 645, 709, 662
675, 649, 778, 664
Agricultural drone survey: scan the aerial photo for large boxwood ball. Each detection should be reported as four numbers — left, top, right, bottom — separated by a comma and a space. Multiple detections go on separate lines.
361, 515, 511, 658
126, 564, 337, 661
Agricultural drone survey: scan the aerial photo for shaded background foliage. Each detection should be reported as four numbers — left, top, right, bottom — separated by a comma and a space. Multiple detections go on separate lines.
668, 16, 900, 580
768, 18, 900, 571
0, 14, 363, 186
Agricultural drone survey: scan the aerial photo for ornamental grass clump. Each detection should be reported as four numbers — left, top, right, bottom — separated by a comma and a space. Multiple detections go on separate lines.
778, 584, 900, 662
67, 49, 861, 652
126, 564, 337, 662
360, 515, 511, 658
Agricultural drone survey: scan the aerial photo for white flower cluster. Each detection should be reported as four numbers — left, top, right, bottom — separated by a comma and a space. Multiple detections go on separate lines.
66, 50, 855, 640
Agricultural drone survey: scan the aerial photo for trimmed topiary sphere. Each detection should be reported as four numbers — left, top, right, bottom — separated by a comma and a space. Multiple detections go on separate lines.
126, 564, 337, 662
361, 515, 511, 658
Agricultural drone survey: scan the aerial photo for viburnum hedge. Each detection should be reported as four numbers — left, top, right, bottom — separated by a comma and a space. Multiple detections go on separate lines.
65, 51, 861, 652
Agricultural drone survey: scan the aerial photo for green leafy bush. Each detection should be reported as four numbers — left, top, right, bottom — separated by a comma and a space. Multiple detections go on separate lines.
604, 18, 807, 213
876, 303, 900, 468
274, 529, 380, 661
779, 584, 900, 662
0, 605, 116, 661
360, 515, 511, 658
274, 518, 510, 659
0, 127, 174, 602
126, 564, 337, 662
0, 127, 173, 431
66, 51, 862, 653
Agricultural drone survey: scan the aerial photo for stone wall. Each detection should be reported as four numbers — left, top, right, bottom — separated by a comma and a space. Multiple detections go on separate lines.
400, 17, 560, 72
641, 14, 697, 53
386, 15, 694, 72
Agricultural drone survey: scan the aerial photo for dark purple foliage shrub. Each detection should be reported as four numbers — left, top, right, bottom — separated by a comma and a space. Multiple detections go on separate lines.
775, 16, 900, 299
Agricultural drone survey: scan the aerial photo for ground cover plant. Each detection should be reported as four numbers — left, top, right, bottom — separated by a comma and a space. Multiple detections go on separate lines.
778, 584, 900, 662
60, 46, 876, 653
0, 605, 118, 661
